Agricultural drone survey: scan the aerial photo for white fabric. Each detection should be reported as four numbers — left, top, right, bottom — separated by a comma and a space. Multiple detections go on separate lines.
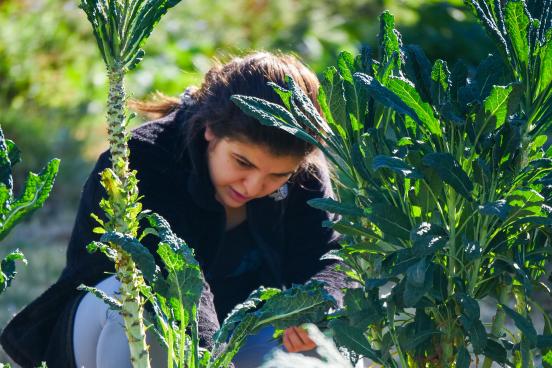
72, 275, 166, 368
72, 275, 314, 368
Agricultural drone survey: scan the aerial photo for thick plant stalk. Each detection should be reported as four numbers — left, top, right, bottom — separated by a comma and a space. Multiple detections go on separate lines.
117, 254, 150, 368
79, 1, 186, 367
514, 289, 534, 368
105, 67, 150, 368
107, 69, 130, 180
482, 282, 511, 368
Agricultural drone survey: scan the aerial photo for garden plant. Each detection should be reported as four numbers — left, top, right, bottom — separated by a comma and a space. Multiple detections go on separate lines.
77, 1, 336, 368
0, 127, 59, 368
3, 0, 552, 367
0, 126, 59, 296
232, 0, 552, 367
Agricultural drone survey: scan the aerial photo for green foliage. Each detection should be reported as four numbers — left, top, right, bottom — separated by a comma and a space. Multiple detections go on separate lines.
143, 212, 204, 368
0, 126, 59, 296
210, 281, 335, 368
79, 0, 182, 72
78, 2, 338, 367
233, 2, 552, 366
465, 0, 552, 137
0, 128, 60, 241
0, 250, 26, 295
143, 226, 335, 368
86, 211, 335, 368
86, 211, 204, 368
0, 0, 106, 206
79, 1, 188, 366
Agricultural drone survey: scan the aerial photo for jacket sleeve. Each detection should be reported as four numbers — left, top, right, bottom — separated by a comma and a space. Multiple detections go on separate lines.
63, 150, 112, 278
282, 166, 349, 307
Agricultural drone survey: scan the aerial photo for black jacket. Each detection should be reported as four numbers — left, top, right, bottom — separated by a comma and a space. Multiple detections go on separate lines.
1, 98, 347, 367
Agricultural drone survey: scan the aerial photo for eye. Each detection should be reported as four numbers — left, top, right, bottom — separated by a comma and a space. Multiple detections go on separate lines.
236, 158, 251, 168
271, 173, 292, 180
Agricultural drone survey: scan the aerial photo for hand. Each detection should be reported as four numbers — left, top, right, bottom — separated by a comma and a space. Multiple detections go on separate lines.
282, 326, 317, 353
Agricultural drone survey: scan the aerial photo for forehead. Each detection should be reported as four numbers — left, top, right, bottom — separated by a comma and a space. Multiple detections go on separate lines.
224, 137, 303, 170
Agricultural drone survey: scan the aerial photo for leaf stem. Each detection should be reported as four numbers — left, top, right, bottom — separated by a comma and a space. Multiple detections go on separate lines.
447, 189, 457, 295
482, 282, 511, 368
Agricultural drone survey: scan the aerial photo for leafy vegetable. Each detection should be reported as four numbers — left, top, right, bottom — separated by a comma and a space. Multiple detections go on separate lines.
210, 281, 335, 368
234, 3, 552, 366
0, 126, 58, 295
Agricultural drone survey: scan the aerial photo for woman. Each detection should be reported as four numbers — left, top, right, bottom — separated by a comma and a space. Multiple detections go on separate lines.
1, 52, 346, 367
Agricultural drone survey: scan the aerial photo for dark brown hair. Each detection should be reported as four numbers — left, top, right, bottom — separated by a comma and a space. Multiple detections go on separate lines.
131, 51, 321, 158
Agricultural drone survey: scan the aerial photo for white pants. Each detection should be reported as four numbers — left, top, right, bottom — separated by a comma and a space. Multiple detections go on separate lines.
72, 275, 167, 368
72, 275, 281, 368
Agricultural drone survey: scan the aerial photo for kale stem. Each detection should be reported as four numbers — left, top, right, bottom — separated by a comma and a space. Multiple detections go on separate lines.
387, 309, 409, 368
515, 284, 534, 368
441, 329, 454, 366
422, 180, 447, 225
482, 282, 511, 368
190, 305, 200, 368
447, 188, 457, 294
106, 66, 151, 368
167, 330, 174, 368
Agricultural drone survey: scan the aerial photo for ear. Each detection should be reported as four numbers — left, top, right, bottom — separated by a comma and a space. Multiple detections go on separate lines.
204, 125, 216, 142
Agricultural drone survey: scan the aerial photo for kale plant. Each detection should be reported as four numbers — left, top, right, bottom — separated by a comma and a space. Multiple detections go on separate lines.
232, 1, 552, 366
79, 1, 335, 367
85, 211, 335, 368
78, 0, 190, 365
0, 126, 59, 295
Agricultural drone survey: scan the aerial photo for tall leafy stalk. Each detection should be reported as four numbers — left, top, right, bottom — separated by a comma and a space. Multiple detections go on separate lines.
78, 1, 181, 366
233, 2, 552, 367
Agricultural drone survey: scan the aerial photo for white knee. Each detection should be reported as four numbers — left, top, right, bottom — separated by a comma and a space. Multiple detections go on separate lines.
73, 275, 167, 368
73, 275, 126, 368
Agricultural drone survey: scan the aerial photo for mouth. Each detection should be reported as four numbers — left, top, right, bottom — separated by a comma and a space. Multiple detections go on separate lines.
228, 187, 249, 202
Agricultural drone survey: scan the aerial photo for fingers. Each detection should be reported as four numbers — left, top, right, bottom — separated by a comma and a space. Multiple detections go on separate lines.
282, 326, 317, 353
282, 328, 294, 352
284, 327, 303, 352
293, 326, 317, 350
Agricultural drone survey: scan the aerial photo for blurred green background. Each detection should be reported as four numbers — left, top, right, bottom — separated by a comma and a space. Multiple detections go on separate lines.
0, 0, 495, 364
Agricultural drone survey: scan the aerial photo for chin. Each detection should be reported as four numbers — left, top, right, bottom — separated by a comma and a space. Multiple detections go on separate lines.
226, 196, 248, 207
216, 191, 246, 209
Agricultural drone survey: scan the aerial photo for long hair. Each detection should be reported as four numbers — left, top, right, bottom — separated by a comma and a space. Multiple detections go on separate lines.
131, 51, 321, 159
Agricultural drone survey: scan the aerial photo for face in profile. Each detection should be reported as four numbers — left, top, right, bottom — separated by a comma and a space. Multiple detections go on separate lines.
204, 126, 302, 209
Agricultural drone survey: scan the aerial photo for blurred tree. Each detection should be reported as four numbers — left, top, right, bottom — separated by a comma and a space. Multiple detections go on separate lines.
393, 0, 497, 64
0, 0, 103, 204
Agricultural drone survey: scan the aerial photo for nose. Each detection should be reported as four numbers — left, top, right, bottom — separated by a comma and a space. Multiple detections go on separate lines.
243, 174, 265, 197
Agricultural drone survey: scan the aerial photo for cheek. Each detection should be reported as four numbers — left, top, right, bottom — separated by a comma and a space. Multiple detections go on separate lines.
211, 164, 243, 187
264, 178, 288, 195
208, 150, 237, 186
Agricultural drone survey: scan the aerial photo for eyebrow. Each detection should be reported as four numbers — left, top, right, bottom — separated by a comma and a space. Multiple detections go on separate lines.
234, 154, 295, 176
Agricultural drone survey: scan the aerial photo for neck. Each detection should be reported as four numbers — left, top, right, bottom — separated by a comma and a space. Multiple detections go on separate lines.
224, 205, 246, 230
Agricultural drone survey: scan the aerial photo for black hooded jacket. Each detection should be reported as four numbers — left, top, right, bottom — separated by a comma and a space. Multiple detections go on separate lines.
0, 96, 347, 367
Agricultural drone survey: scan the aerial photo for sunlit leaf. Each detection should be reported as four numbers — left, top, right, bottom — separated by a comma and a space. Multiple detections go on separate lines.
0, 158, 60, 240
372, 155, 423, 179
